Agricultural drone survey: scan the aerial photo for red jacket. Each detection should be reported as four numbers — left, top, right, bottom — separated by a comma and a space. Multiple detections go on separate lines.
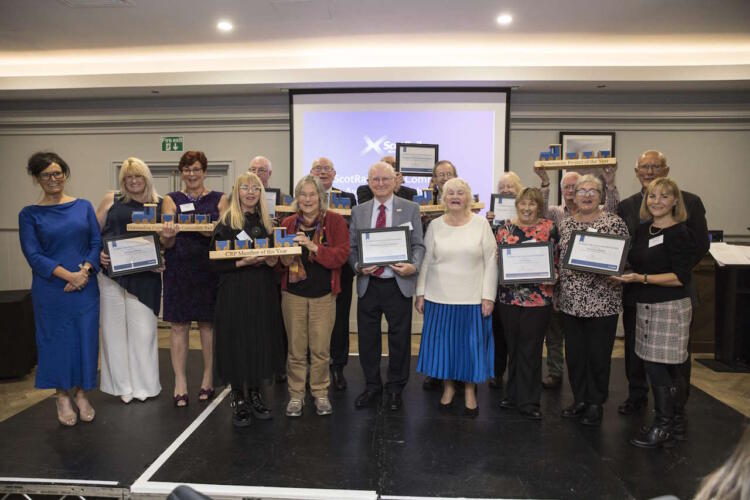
280, 211, 351, 295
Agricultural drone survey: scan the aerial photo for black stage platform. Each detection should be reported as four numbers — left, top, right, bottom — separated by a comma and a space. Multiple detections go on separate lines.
1, 349, 747, 500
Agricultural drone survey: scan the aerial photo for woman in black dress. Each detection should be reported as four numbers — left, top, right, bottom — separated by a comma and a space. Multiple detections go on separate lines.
611, 177, 694, 448
210, 172, 284, 427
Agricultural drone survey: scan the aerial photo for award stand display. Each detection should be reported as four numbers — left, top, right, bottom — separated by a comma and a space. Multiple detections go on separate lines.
534, 143, 616, 170
209, 227, 302, 259
126, 204, 216, 232
418, 202, 484, 214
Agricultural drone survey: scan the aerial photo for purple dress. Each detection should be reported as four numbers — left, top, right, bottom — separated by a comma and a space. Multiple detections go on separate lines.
163, 191, 222, 323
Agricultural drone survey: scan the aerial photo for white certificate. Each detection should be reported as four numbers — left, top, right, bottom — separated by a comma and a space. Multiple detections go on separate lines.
265, 191, 277, 217
563, 231, 628, 275
358, 227, 411, 266
498, 242, 554, 284
105, 233, 162, 277
490, 195, 517, 226
396, 143, 438, 176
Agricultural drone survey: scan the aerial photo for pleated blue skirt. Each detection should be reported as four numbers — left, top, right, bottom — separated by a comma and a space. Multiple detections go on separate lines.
417, 300, 495, 383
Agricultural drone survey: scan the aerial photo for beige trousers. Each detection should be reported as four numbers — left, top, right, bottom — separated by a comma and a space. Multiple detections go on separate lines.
281, 291, 336, 399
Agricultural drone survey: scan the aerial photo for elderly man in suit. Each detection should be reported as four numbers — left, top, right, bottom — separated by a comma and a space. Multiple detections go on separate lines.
310, 157, 358, 391
349, 161, 425, 411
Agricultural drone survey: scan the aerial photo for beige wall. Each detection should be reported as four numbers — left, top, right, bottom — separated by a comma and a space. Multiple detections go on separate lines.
2, 91, 749, 293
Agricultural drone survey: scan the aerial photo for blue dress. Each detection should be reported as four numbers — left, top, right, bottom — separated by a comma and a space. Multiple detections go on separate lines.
18, 199, 102, 390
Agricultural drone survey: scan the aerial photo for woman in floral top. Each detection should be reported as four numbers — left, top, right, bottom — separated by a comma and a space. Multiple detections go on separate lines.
495, 187, 557, 420
557, 175, 629, 426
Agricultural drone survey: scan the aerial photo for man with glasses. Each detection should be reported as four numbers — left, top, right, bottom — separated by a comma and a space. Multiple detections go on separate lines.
616, 150, 709, 424
356, 156, 418, 204
310, 157, 357, 391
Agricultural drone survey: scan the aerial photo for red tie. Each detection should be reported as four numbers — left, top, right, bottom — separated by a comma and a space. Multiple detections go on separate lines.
373, 204, 386, 276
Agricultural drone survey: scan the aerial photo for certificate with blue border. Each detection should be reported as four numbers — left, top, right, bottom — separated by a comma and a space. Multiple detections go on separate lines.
104, 233, 162, 277
562, 230, 628, 276
498, 242, 554, 284
357, 227, 412, 267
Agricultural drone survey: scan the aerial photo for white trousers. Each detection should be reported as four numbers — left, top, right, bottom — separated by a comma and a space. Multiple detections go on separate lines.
99, 274, 161, 400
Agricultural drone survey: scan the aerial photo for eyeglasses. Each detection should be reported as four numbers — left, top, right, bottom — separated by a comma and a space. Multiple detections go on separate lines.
638, 164, 666, 173
39, 171, 64, 181
298, 192, 319, 200
239, 185, 261, 193
312, 165, 333, 173
576, 188, 601, 197
369, 177, 394, 184
435, 173, 454, 180
181, 168, 203, 175
249, 168, 269, 174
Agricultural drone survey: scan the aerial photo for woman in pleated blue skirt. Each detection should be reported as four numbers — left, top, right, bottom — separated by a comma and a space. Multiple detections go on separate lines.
415, 178, 498, 417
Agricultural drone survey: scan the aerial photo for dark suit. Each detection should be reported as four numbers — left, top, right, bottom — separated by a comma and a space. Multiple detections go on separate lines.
356, 184, 417, 204
329, 188, 358, 370
617, 189, 709, 401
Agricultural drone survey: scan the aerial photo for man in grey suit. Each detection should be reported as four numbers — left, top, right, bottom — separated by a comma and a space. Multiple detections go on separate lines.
349, 162, 425, 411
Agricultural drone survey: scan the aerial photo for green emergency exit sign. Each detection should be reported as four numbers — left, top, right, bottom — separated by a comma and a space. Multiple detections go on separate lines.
161, 136, 183, 152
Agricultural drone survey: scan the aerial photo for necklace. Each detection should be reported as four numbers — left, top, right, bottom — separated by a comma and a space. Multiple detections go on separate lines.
649, 224, 664, 236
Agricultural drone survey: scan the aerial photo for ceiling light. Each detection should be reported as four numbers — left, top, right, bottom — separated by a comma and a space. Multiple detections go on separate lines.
496, 14, 512, 26
217, 20, 233, 32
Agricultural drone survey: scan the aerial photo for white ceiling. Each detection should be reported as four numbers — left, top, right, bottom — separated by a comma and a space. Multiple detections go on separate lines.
1, 0, 750, 99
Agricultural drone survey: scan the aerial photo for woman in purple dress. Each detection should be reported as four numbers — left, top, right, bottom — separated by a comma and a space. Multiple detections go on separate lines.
160, 151, 228, 406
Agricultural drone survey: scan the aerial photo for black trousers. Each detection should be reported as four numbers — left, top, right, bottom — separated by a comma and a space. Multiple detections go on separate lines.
498, 304, 551, 411
491, 306, 508, 379
644, 360, 682, 387
624, 304, 693, 401
357, 278, 413, 394
563, 313, 618, 405
330, 262, 354, 368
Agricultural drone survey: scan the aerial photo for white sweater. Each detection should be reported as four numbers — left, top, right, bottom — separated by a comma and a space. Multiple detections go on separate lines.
416, 214, 498, 305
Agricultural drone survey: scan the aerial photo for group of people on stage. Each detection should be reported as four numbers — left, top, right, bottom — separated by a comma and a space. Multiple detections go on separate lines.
19, 146, 707, 450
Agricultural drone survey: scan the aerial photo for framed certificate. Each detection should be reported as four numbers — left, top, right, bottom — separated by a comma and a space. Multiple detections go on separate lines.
498, 242, 554, 284
490, 194, 517, 226
357, 227, 412, 267
396, 143, 438, 176
264, 188, 280, 217
103, 233, 162, 277
562, 230, 629, 275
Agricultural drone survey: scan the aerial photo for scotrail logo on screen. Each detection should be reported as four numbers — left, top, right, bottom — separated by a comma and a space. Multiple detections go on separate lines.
360, 135, 423, 157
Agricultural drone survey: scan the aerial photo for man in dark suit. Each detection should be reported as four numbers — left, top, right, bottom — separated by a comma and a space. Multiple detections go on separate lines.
349, 161, 425, 410
616, 150, 709, 420
356, 156, 417, 203
310, 157, 357, 391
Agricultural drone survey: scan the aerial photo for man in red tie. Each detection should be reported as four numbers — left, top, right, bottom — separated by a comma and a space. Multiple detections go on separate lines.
348, 162, 425, 411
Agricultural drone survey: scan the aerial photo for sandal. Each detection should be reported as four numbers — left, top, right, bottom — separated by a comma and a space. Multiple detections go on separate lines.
56, 393, 78, 427
198, 388, 215, 402
173, 393, 189, 407
73, 390, 96, 423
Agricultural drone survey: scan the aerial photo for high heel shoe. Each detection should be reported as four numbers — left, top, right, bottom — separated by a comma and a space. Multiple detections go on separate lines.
56, 393, 78, 427
73, 390, 95, 423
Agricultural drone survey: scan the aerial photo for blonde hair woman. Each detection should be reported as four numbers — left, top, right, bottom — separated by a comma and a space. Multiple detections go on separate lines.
416, 177, 498, 417
95, 157, 163, 404
209, 172, 284, 427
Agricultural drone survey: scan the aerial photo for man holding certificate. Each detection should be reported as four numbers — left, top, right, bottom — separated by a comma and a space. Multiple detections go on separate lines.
349, 162, 425, 411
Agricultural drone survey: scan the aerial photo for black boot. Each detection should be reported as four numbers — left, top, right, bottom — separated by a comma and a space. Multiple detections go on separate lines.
671, 377, 688, 441
248, 388, 272, 420
630, 386, 673, 448
230, 389, 252, 427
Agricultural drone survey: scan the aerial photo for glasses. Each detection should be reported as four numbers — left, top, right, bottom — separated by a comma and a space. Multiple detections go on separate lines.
576, 188, 601, 197
298, 192, 319, 200
239, 185, 261, 193
181, 168, 203, 175
312, 165, 333, 173
435, 173, 454, 180
369, 177, 394, 184
249, 168, 269, 174
638, 164, 666, 173
39, 171, 64, 181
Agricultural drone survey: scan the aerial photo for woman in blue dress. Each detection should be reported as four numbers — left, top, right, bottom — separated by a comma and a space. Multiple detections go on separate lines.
18, 152, 102, 426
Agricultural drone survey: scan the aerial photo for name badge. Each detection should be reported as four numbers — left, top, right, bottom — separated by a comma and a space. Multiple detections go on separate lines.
399, 222, 413, 231
236, 230, 250, 241
180, 202, 195, 212
586, 227, 598, 233
649, 234, 664, 248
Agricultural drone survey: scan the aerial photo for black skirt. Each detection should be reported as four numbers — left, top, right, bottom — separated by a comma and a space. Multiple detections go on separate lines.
213, 263, 285, 388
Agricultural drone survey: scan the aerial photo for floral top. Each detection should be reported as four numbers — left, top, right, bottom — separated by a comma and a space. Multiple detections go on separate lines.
557, 211, 629, 318
496, 218, 557, 307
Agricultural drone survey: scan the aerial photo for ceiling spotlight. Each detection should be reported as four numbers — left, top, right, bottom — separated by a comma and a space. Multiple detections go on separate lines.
496, 14, 513, 26
217, 20, 233, 32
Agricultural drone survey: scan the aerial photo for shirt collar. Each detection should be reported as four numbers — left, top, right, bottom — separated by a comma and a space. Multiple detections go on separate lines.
375, 194, 394, 212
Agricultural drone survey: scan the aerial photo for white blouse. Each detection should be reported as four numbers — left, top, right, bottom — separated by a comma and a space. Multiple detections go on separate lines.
416, 214, 498, 305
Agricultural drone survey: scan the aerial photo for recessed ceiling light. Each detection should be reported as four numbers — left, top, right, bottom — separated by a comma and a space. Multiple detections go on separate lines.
217, 20, 233, 32
496, 14, 512, 26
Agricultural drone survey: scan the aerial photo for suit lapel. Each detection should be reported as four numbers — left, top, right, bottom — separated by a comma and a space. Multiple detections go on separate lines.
365, 200, 375, 229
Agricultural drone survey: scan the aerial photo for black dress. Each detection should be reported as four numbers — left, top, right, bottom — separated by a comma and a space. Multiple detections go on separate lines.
210, 212, 285, 388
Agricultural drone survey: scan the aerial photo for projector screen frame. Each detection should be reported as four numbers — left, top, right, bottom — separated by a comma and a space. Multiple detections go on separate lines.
288, 86, 511, 195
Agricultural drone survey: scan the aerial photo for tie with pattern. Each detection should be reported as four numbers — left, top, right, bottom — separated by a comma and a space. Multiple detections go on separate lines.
373, 204, 386, 277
